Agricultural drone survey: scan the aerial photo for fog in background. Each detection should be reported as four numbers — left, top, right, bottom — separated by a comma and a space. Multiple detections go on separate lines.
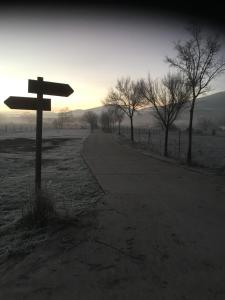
0, 3, 224, 112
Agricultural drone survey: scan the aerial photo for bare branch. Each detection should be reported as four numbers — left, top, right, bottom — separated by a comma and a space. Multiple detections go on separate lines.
165, 23, 225, 163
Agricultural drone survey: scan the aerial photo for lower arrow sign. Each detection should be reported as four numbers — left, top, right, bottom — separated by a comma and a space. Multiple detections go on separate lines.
4, 96, 51, 111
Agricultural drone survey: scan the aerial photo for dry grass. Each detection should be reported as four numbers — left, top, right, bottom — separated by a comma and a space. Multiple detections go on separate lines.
21, 190, 57, 227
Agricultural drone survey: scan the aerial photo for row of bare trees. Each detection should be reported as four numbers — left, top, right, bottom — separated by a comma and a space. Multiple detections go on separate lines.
99, 105, 125, 134
140, 74, 190, 157
82, 111, 98, 131
104, 24, 225, 164
52, 108, 99, 130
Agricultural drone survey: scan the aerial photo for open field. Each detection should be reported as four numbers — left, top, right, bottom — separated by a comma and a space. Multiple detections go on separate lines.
0, 128, 103, 263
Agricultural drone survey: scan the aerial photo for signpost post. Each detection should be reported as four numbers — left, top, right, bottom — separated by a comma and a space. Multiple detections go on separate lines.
35, 77, 44, 193
4, 76, 74, 193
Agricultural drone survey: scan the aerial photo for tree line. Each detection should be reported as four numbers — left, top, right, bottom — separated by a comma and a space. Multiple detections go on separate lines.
103, 24, 225, 164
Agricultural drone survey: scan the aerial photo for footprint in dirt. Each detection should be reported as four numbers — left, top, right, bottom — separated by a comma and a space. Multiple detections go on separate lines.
126, 238, 134, 250
124, 226, 136, 231
171, 233, 185, 246
161, 253, 170, 261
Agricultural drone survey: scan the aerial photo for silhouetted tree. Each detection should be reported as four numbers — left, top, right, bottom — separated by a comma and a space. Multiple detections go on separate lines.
105, 106, 117, 131
114, 106, 125, 135
21, 112, 36, 125
166, 24, 225, 164
104, 77, 145, 142
82, 111, 98, 132
53, 107, 74, 129
103, 105, 125, 134
100, 110, 112, 132
140, 73, 190, 157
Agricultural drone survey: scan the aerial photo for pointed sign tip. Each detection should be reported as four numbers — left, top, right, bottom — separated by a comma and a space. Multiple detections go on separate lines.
4, 97, 10, 106
4, 96, 51, 110
68, 86, 74, 96
29, 79, 74, 97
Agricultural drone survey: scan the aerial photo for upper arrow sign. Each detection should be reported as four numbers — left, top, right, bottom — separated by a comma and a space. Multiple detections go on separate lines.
28, 79, 74, 97
4, 96, 51, 111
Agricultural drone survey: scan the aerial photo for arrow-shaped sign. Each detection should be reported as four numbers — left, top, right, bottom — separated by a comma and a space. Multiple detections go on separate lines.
4, 96, 51, 111
4, 76, 74, 193
28, 79, 74, 97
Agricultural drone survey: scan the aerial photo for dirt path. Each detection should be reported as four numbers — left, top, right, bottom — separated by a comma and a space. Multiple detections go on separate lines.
1, 130, 225, 299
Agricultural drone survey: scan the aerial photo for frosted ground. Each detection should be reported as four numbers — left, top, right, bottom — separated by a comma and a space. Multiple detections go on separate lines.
118, 127, 225, 172
0, 129, 103, 263
1, 126, 224, 266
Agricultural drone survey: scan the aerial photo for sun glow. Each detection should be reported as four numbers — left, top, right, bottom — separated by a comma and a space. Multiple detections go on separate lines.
0, 75, 107, 113
0, 8, 224, 115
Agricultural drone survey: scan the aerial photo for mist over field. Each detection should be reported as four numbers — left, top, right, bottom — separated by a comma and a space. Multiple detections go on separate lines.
2, 91, 225, 129
1, 2, 225, 299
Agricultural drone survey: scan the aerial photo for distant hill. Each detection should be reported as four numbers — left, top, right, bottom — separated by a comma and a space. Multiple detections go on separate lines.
1, 92, 224, 128
121, 91, 225, 128
193, 91, 225, 119
0, 110, 57, 124
176, 91, 225, 128
70, 106, 104, 118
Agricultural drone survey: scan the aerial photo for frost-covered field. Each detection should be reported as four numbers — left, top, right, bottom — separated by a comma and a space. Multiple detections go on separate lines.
119, 127, 225, 171
0, 128, 103, 262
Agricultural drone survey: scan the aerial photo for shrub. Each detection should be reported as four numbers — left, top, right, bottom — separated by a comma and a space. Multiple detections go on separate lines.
22, 190, 57, 227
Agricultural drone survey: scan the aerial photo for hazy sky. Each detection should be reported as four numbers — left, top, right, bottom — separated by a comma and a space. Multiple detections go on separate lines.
0, 5, 224, 112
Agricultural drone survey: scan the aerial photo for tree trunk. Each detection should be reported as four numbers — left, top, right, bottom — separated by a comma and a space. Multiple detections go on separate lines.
130, 116, 134, 143
164, 126, 169, 157
187, 100, 195, 164
118, 121, 121, 135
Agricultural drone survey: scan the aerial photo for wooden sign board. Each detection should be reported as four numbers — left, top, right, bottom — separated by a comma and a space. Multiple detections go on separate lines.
28, 79, 74, 97
4, 96, 51, 111
4, 76, 74, 194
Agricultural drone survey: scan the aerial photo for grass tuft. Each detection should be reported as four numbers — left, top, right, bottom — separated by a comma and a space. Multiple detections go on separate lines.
21, 190, 57, 227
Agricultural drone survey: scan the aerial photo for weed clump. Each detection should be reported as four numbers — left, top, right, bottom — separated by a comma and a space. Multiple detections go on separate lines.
21, 190, 57, 227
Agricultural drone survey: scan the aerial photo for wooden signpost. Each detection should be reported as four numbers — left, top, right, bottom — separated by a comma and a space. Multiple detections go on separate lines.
28, 79, 74, 97
4, 96, 51, 111
4, 76, 74, 193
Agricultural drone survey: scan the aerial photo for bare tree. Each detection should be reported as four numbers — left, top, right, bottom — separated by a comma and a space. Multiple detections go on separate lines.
113, 106, 125, 135
105, 105, 117, 131
103, 105, 125, 135
82, 111, 98, 132
100, 110, 113, 132
104, 77, 145, 142
53, 107, 75, 129
166, 24, 225, 163
196, 117, 216, 133
140, 73, 190, 157
21, 112, 36, 125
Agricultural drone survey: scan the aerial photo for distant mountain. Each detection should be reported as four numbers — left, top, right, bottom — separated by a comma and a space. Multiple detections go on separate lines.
0, 110, 57, 124
70, 106, 104, 118
176, 91, 225, 127
122, 91, 225, 128
1, 92, 224, 128
70, 92, 225, 128
70, 109, 86, 118
193, 91, 225, 118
